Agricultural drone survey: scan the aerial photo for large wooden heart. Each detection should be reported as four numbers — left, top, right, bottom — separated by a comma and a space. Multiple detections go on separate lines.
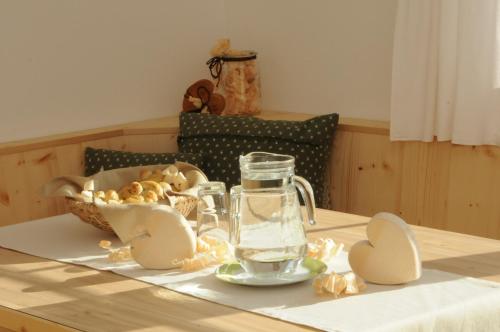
348, 212, 422, 285
99, 204, 196, 269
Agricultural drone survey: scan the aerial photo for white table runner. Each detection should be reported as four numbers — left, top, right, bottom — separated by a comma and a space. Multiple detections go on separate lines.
1, 214, 500, 332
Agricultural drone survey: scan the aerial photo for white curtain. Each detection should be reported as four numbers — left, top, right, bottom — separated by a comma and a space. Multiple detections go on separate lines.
391, 0, 500, 146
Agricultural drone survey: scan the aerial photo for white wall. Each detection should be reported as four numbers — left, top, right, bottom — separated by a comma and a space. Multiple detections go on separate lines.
224, 0, 398, 120
0, 0, 225, 143
0, 0, 398, 143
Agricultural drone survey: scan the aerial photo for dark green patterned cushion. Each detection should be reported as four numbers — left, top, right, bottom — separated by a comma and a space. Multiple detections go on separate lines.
177, 112, 338, 208
84, 147, 204, 176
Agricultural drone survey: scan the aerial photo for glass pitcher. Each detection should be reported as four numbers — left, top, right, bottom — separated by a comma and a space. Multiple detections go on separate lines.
229, 152, 316, 277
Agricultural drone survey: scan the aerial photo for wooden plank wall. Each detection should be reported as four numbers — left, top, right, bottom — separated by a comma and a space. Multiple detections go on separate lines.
0, 117, 499, 239
0, 134, 178, 226
331, 130, 500, 239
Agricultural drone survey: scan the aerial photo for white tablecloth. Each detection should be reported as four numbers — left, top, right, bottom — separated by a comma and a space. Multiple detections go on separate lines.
1, 214, 500, 332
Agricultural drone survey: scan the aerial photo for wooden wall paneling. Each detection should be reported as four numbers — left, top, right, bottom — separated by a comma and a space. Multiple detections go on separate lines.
445, 145, 470, 235
22, 147, 65, 221
398, 141, 431, 226
101, 136, 127, 151
345, 132, 403, 218
446, 145, 500, 238
0, 134, 175, 225
52, 143, 86, 215
331, 130, 353, 212
0, 113, 498, 240
0, 155, 14, 224
0, 153, 32, 225
0, 134, 182, 226
120, 134, 178, 153
474, 145, 500, 239
418, 142, 451, 232
80, 135, 178, 155
54, 144, 85, 176
485, 146, 500, 239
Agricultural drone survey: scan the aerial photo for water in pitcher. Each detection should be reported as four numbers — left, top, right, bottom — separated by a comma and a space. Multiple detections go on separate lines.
235, 245, 308, 276
233, 188, 308, 277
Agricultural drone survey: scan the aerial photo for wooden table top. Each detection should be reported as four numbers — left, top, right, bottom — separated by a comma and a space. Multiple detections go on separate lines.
1, 209, 500, 332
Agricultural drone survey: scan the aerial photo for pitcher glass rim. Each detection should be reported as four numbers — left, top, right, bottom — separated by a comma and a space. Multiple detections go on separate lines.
239, 152, 295, 171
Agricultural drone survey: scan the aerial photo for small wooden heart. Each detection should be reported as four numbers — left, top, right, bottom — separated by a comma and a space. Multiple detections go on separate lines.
348, 212, 422, 285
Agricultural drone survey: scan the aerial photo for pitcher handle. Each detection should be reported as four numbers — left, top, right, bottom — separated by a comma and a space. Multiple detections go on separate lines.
293, 176, 316, 225
229, 185, 242, 245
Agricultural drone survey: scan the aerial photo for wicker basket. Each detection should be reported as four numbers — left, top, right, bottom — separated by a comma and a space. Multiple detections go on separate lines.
66, 195, 198, 233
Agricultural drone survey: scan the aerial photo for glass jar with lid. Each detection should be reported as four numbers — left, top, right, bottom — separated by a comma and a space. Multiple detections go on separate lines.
207, 52, 262, 116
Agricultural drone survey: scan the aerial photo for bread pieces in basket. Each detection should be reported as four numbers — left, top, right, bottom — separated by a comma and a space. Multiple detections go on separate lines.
43, 162, 208, 233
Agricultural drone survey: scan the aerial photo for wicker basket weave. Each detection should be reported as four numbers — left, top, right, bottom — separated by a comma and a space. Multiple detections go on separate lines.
66, 195, 198, 233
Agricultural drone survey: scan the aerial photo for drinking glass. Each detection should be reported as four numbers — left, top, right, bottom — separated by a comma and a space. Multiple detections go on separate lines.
197, 181, 229, 241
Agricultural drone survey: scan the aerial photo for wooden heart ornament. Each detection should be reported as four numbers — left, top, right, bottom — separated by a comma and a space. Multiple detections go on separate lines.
99, 204, 196, 270
348, 212, 422, 285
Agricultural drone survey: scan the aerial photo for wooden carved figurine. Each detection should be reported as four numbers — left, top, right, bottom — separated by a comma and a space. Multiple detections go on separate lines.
182, 79, 225, 115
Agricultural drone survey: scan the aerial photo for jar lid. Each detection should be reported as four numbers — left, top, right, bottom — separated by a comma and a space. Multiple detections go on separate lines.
221, 51, 257, 62
207, 51, 258, 86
